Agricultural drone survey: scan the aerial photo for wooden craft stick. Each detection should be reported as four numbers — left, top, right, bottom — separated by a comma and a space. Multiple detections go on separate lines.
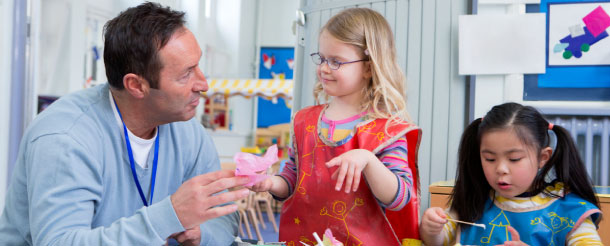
312, 232, 324, 245
446, 218, 486, 229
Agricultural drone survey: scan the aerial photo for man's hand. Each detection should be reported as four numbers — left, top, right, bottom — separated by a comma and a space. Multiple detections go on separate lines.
168, 226, 201, 246
171, 169, 250, 229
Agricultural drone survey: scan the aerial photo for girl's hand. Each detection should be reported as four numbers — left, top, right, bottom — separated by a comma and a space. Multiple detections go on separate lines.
420, 207, 448, 246
249, 177, 273, 192
421, 207, 448, 235
326, 149, 374, 193
496, 226, 528, 246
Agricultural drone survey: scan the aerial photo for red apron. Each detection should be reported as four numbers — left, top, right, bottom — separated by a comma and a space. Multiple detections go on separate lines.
279, 105, 421, 246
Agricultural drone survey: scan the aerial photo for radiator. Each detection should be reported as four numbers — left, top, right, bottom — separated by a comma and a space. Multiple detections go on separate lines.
548, 116, 610, 186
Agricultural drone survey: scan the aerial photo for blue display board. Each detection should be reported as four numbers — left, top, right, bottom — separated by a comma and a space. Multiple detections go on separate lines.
257, 47, 294, 128
524, 1, 610, 101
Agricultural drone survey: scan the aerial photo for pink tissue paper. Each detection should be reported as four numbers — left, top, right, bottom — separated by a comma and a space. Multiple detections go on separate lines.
234, 144, 278, 186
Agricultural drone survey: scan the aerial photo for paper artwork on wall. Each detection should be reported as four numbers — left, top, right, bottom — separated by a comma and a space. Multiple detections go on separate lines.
263, 53, 276, 69
569, 24, 585, 37
548, 3, 610, 65
287, 58, 294, 70
458, 13, 546, 75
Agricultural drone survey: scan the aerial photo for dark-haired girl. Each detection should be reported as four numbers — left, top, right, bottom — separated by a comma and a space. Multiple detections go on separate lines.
420, 102, 602, 246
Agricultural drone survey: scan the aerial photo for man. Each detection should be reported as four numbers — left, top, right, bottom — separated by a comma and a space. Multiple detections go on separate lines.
0, 3, 249, 245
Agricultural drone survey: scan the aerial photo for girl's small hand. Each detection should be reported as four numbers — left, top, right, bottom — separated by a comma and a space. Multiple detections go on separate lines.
495, 226, 528, 246
249, 177, 273, 192
326, 149, 373, 193
421, 207, 448, 235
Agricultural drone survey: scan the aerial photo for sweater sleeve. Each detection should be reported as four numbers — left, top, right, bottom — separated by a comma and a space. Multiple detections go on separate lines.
275, 142, 297, 201
441, 209, 459, 246
27, 134, 184, 246
376, 136, 414, 211
186, 123, 239, 245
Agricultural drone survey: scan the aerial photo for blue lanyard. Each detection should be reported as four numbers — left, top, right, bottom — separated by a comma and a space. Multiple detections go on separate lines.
113, 99, 159, 207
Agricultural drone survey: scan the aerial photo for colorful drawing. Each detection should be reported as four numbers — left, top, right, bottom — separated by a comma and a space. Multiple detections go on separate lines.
295, 125, 325, 195
530, 212, 575, 246
481, 210, 511, 244
554, 5, 610, 59
319, 198, 365, 246
559, 26, 608, 59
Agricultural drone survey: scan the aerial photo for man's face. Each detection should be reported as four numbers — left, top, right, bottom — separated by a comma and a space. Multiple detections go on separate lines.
149, 28, 207, 123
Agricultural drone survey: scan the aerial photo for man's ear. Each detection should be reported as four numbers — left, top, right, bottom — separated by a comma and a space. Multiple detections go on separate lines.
123, 73, 150, 99
539, 146, 553, 168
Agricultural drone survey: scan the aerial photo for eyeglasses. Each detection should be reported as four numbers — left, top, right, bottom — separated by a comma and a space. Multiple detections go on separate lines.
310, 52, 368, 70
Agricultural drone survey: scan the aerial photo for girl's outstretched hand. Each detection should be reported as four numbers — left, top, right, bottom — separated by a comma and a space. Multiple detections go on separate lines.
326, 149, 374, 193
249, 176, 273, 192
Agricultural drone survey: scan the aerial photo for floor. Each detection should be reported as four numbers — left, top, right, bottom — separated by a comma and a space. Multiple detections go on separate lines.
240, 212, 281, 243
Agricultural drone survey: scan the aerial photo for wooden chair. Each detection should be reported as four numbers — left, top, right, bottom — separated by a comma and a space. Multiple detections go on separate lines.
237, 192, 263, 241
253, 192, 279, 232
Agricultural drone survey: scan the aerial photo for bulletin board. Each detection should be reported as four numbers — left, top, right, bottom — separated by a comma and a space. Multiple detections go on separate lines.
257, 47, 294, 128
524, 0, 610, 101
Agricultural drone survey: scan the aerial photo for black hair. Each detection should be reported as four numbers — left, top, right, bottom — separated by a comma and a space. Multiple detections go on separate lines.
450, 102, 600, 224
103, 2, 185, 89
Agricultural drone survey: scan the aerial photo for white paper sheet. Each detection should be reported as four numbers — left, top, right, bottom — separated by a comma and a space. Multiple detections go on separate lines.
459, 13, 546, 75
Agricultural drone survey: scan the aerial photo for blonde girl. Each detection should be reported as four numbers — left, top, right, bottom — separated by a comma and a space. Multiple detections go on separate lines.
251, 8, 421, 245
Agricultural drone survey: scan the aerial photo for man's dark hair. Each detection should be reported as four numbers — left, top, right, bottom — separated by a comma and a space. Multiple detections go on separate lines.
103, 2, 185, 89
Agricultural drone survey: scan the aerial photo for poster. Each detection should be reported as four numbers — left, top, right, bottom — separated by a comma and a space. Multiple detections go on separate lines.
524, 0, 610, 101
547, 3, 610, 66
536, 0, 610, 89
257, 47, 294, 128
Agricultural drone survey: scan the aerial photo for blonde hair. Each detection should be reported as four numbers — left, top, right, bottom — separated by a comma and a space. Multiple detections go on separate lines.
313, 8, 410, 123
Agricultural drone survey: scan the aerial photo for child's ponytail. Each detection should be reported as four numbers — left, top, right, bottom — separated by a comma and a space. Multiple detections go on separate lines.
545, 125, 600, 208
452, 103, 601, 225
450, 118, 491, 223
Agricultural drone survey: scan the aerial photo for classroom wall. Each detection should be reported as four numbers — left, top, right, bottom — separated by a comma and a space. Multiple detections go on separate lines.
0, 0, 14, 213
292, 0, 469, 211
259, 0, 299, 48
206, 0, 298, 163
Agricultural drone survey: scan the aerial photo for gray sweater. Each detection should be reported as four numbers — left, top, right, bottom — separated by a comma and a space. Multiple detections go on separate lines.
0, 84, 237, 245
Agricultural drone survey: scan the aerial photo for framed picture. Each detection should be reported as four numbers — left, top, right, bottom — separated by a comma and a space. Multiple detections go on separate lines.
524, 0, 610, 101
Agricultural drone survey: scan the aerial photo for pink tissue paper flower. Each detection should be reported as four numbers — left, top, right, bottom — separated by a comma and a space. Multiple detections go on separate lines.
234, 144, 278, 187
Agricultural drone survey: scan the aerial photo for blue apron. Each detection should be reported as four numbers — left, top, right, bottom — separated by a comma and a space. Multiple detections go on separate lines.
460, 193, 600, 246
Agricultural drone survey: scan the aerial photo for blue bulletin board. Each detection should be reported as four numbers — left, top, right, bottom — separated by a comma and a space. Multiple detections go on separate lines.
524, 0, 610, 101
257, 47, 294, 128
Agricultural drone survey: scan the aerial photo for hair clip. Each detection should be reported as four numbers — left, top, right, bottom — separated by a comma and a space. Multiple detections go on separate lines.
548, 123, 554, 130
364, 49, 369, 56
